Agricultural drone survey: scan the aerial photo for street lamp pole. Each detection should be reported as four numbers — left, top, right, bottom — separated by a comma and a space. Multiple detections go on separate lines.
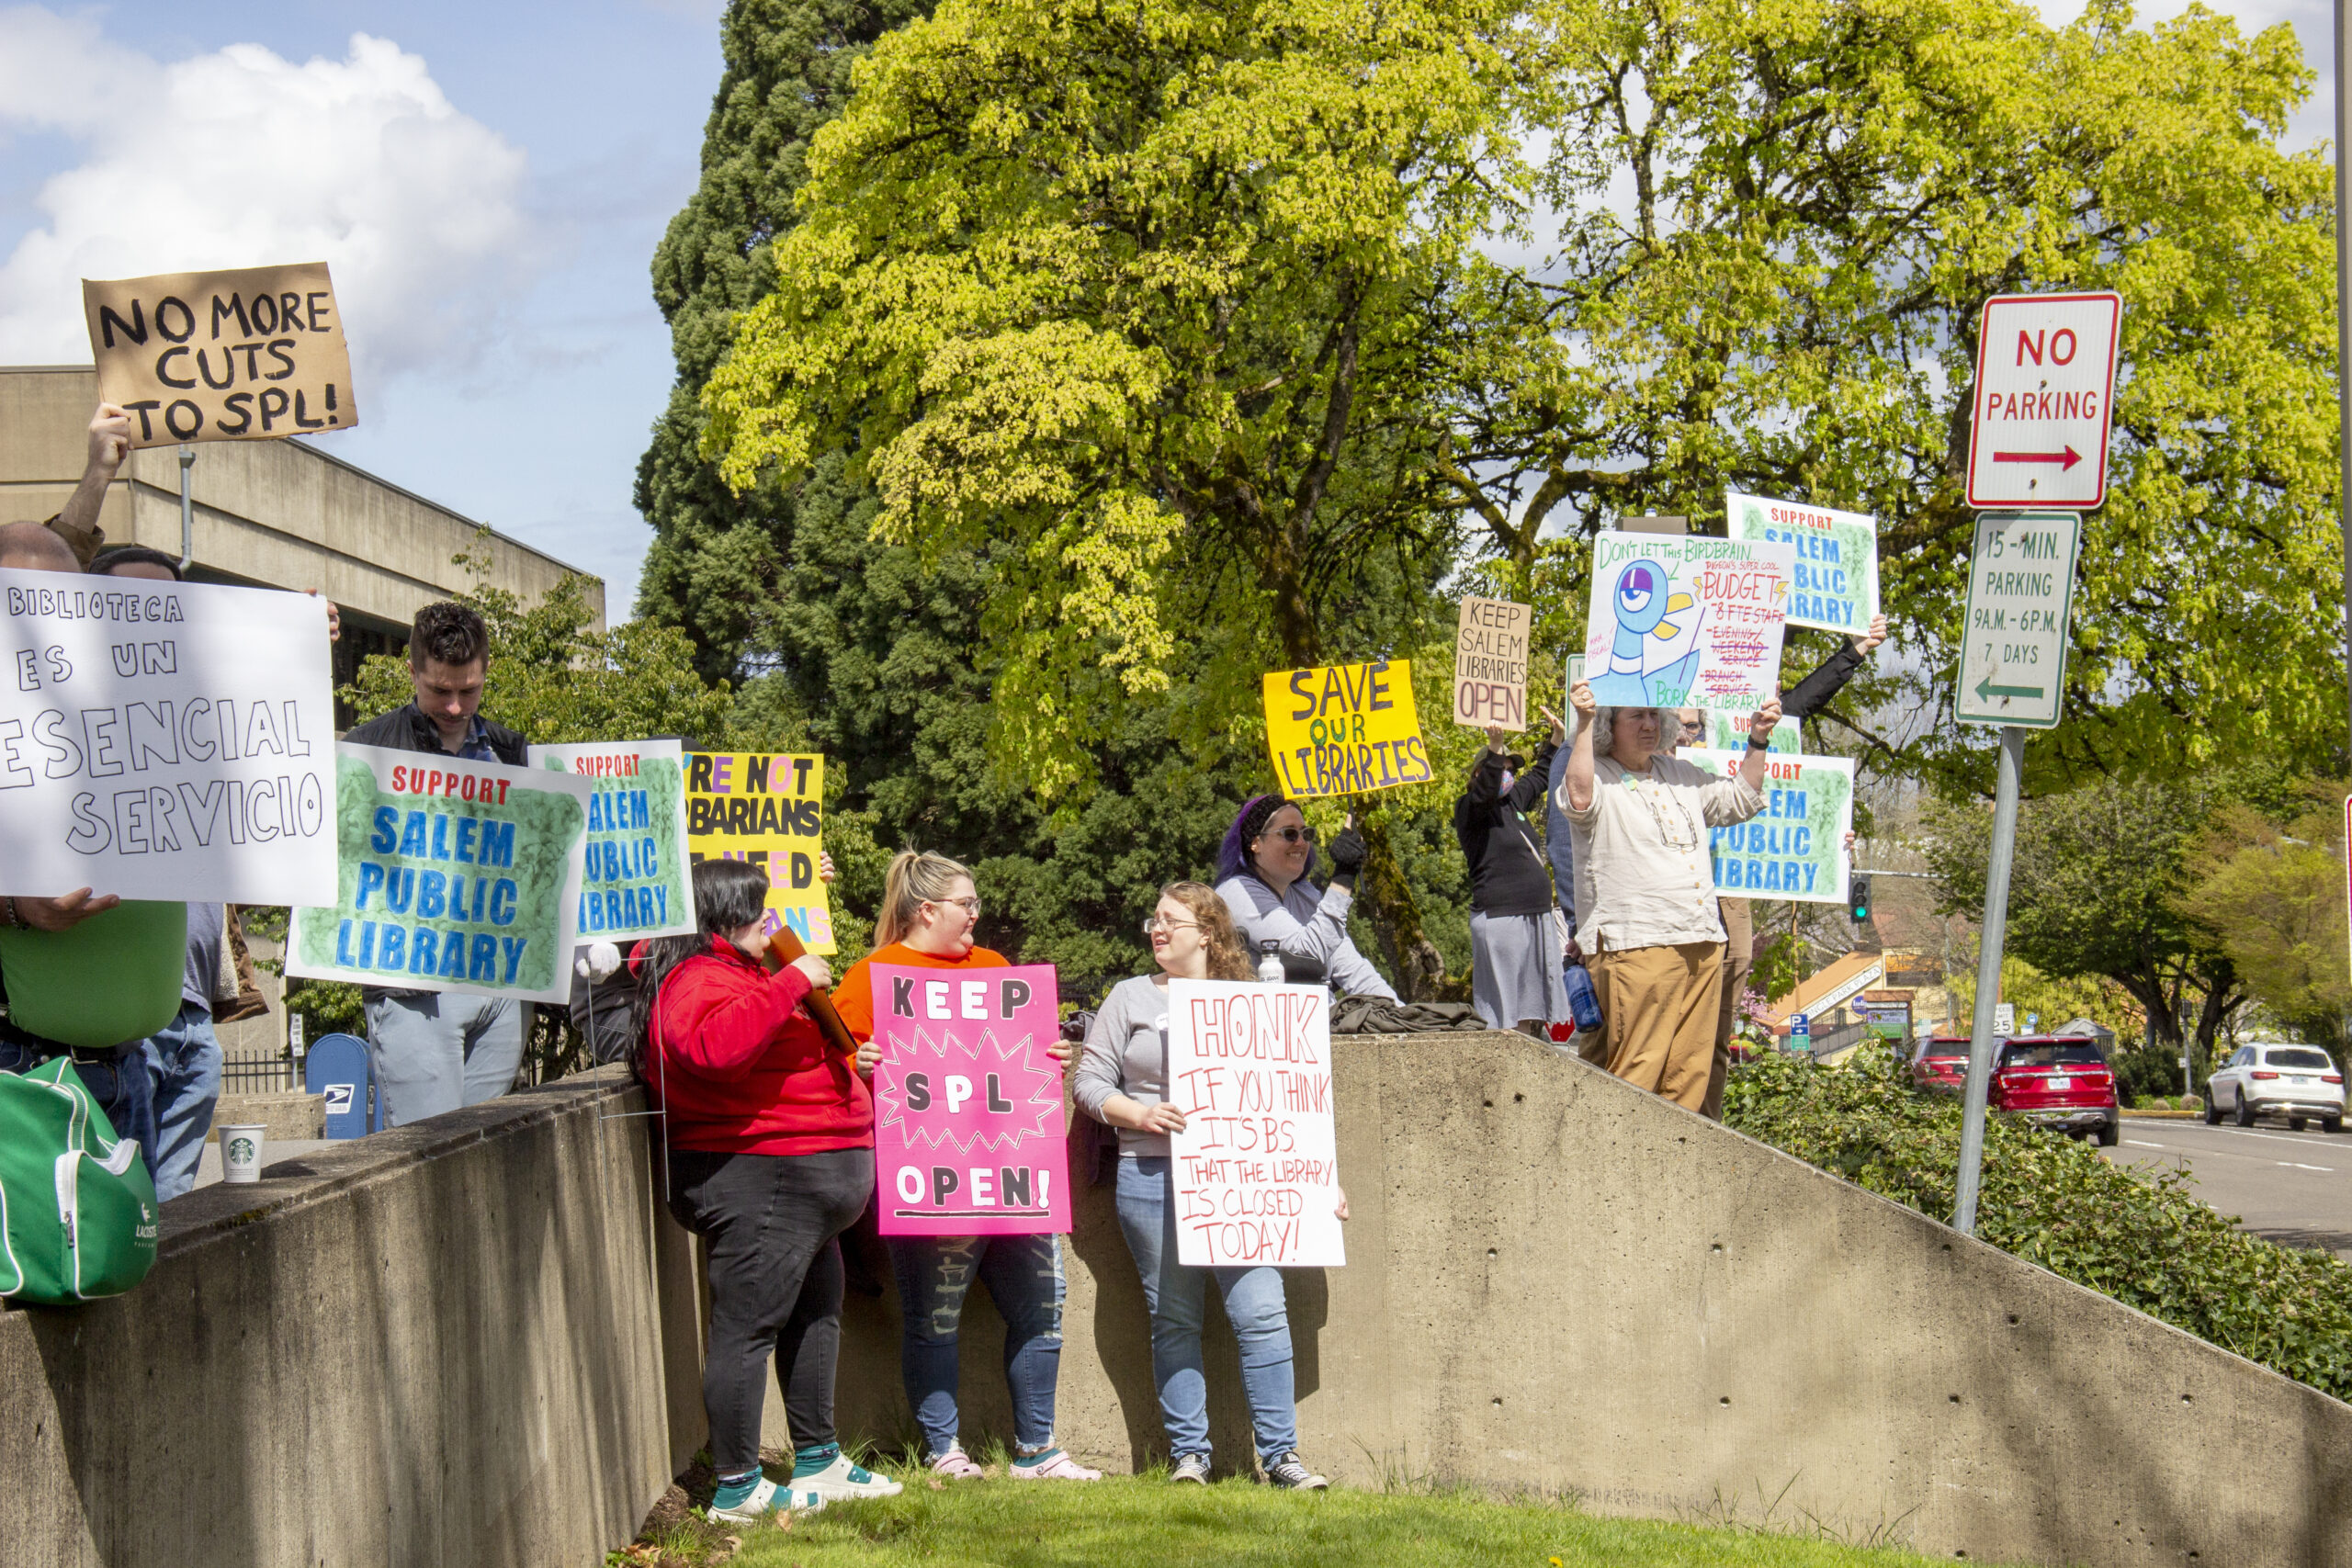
2337, 0, 2352, 758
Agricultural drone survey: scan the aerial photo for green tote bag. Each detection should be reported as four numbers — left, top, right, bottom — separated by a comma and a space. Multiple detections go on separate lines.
0, 1055, 160, 1303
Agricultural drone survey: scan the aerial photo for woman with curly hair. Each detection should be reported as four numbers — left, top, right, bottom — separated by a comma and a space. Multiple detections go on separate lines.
1075, 881, 1341, 1491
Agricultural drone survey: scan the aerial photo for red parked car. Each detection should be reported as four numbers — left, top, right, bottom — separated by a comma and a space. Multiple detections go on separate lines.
1910, 1036, 1973, 1094
1989, 1035, 2120, 1145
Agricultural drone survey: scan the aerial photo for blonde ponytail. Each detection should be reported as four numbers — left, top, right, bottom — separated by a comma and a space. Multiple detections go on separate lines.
876, 849, 975, 947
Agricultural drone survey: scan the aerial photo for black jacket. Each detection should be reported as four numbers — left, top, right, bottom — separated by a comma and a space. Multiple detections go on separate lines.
1784, 641, 1865, 722
343, 703, 527, 766
1453, 740, 1558, 918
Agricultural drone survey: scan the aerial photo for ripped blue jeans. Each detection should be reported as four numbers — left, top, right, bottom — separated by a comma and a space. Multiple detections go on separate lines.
888, 1233, 1066, 1456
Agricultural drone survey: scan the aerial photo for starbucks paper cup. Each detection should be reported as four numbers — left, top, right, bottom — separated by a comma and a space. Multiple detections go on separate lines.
220, 1124, 267, 1184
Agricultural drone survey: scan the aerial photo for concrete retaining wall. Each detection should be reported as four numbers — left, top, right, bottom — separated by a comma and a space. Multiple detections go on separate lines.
818, 1033, 2352, 1567
0, 1068, 700, 1568
6, 1035, 2346, 1567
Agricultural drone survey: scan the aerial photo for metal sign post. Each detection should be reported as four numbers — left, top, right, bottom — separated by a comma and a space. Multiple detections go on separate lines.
1951, 297, 2112, 1238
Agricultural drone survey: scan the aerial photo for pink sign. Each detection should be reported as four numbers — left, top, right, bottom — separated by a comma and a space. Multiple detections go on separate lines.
869, 963, 1070, 1235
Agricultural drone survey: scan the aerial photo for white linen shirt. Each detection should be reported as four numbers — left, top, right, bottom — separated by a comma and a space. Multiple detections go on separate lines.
1558, 753, 1764, 953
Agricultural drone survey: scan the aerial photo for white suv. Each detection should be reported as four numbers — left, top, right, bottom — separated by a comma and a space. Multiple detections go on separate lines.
2203, 1043, 2345, 1133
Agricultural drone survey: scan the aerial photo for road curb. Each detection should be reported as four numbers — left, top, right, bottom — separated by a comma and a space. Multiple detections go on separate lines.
2121, 1110, 2202, 1120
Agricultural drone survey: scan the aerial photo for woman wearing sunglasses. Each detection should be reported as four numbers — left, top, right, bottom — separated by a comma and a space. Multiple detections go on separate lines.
1074, 881, 1340, 1489
833, 851, 1098, 1483
1214, 796, 1398, 1000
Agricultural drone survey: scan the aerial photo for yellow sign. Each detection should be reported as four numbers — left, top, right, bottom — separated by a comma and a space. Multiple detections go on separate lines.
684, 752, 833, 953
1261, 660, 1432, 799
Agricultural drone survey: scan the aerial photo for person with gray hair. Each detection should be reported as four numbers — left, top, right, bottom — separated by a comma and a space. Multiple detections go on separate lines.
1558, 679, 1778, 1110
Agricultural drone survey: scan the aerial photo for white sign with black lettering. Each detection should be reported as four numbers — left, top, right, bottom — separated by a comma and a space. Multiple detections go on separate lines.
1956, 512, 2080, 729
0, 571, 335, 902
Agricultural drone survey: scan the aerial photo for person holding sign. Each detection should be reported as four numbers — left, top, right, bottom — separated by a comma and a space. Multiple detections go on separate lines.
341, 603, 534, 1126
1215, 797, 1396, 1001
1559, 681, 1778, 1110
1454, 711, 1569, 1033
832, 852, 1095, 1483
636, 857, 900, 1519
1074, 881, 1342, 1489
1672, 612, 1883, 1118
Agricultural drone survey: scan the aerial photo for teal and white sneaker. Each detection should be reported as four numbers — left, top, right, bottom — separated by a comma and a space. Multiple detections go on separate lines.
793, 1443, 903, 1500
707, 1473, 825, 1523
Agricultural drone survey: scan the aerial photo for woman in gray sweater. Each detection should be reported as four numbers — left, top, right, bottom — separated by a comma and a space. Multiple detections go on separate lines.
1073, 881, 1339, 1490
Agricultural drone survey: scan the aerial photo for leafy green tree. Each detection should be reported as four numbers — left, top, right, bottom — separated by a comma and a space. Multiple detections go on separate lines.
1921, 775, 2245, 1073
634, 0, 934, 680
699, 0, 1530, 987
2177, 794, 2352, 1052
1463, 0, 2339, 785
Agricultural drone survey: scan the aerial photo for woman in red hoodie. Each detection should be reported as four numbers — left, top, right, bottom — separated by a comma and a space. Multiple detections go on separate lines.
637, 857, 902, 1522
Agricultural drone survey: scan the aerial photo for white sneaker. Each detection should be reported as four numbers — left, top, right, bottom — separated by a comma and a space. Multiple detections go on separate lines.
795, 1450, 904, 1500
707, 1475, 825, 1523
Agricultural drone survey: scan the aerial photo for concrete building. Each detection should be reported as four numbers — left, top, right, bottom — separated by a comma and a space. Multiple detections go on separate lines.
0, 365, 604, 725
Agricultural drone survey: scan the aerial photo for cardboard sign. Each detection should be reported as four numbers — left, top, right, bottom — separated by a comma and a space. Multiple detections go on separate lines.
869, 963, 1070, 1235
1165, 979, 1344, 1268
1261, 660, 1431, 799
0, 570, 335, 903
287, 744, 593, 1004
1726, 491, 1878, 635
1453, 597, 1532, 728
1583, 531, 1793, 713
82, 263, 356, 448
1679, 746, 1853, 905
684, 751, 833, 953
530, 739, 695, 942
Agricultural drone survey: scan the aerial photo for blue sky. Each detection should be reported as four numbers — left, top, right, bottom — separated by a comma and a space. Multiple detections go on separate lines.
0, 0, 2332, 625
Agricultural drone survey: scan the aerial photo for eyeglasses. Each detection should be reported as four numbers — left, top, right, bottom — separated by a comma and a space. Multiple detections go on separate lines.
1142, 915, 1199, 936
926, 897, 981, 916
1261, 825, 1317, 845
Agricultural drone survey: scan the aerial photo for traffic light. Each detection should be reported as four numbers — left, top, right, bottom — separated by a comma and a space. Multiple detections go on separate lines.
1848, 874, 1872, 925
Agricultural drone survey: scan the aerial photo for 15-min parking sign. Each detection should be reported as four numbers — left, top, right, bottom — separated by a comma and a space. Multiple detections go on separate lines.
1965, 292, 2121, 510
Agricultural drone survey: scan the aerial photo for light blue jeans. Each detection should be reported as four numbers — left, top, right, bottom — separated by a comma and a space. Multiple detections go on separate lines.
1113, 1156, 1299, 1464
888, 1233, 1066, 1456
362, 989, 526, 1127
141, 1000, 221, 1202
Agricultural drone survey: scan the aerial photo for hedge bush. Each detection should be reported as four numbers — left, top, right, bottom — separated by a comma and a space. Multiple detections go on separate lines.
1724, 1046, 2352, 1403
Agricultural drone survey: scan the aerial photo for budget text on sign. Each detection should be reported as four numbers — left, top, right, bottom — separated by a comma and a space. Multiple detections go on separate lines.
1964, 292, 2122, 510
0, 571, 335, 903
684, 751, 832, 953
1261, 660, 1430, 800
288, 744, 594, 1005
1726, 491, 1878, 635
1453, 597, 1532, 729
1955, 513, 2080, 729
1165, 979, 1344, 1269
529, 739, 695, 941
1583, 532, 1793, 713
869, 964, 1070, 1236
83, 264, 357, 448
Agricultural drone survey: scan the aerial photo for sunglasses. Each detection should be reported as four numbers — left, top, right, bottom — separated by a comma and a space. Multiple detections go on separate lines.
1261, 825, 1317, 845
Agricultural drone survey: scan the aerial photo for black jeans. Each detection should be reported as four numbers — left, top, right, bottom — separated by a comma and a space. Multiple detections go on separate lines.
666, 1145, 875, 1473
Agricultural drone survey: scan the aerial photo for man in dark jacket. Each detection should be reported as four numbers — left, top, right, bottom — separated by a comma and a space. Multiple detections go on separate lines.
345, 602, 531, 1124
1454, 708, 1568, 1033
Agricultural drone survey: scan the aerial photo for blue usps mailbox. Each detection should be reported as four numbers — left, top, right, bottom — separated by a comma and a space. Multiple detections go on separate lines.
304, 1032, 377, 1138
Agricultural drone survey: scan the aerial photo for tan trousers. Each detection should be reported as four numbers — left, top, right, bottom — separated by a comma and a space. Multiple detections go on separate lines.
1589, 940, 1725, 1111
1703, 898, 1753, 1121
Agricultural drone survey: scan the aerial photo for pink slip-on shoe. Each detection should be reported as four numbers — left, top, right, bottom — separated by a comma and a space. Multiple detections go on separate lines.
928, 1446, 987, 1479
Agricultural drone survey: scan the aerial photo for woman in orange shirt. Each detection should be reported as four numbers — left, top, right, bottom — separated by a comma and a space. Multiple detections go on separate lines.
835, 851, 1095, 1482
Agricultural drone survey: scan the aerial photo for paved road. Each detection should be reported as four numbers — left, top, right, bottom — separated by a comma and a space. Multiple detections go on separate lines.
2103, 1118, 2352, 1260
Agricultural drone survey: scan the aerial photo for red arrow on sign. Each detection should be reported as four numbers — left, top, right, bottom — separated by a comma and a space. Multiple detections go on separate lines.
1992, 445, 2083, 470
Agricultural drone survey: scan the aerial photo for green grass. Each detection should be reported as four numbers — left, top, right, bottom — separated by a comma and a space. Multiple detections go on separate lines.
714, 1471, 1969, 1567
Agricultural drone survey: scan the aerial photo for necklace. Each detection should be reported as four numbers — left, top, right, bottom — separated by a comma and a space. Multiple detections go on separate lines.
1624, 768, 1701, 851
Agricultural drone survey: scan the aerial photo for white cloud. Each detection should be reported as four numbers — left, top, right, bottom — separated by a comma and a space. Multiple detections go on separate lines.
0, 7, 534, 377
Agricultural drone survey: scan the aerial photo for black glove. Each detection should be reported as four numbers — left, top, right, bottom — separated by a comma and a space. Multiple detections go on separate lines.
1325, 825, 1368, 887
